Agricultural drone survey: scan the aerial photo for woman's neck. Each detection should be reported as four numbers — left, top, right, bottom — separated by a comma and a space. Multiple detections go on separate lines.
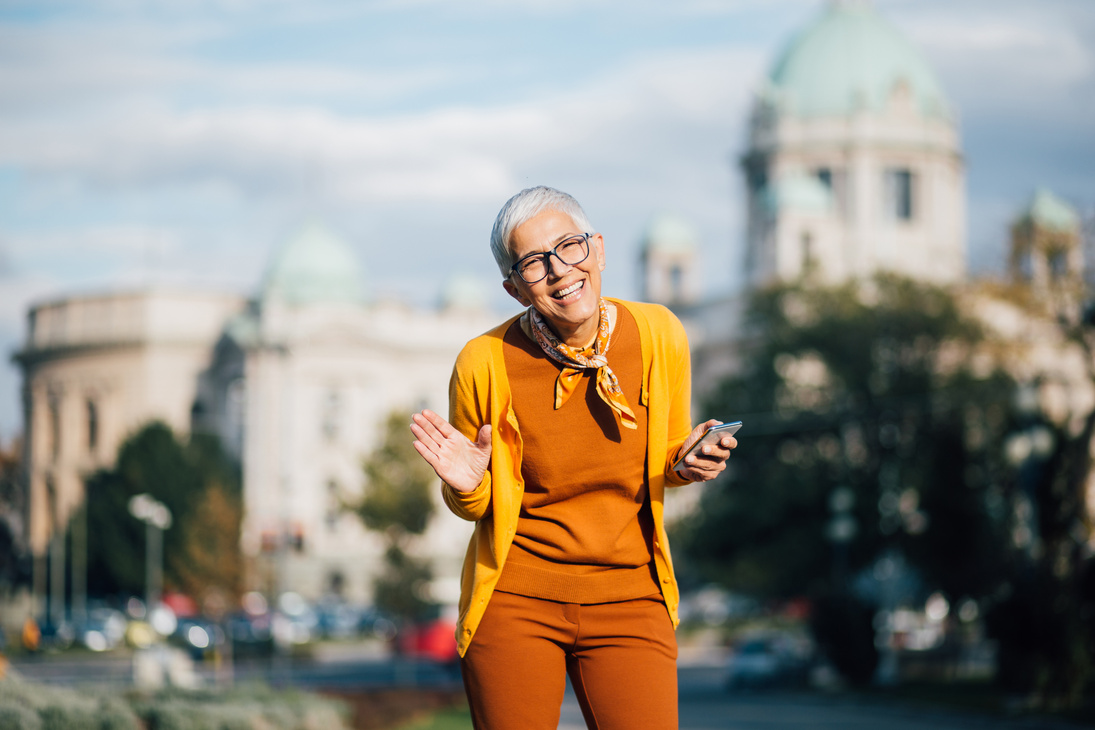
522, 300, 617, 349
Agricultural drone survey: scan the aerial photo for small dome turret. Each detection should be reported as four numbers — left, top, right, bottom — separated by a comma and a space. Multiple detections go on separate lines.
639, 213, 700, 306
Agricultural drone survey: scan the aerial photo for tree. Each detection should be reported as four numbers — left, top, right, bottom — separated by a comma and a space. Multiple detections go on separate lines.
0, 436, 30, 594
676, 275, 1021, 683
355, 409, 438, 623
83, 422, 242, 603
982, 283, 1095, 708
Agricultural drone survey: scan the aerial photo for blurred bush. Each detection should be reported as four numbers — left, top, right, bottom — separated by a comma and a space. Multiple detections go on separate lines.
0, 673, 350, 730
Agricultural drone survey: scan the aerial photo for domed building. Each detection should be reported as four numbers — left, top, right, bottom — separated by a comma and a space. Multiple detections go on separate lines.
17, 221, 497, 614
742, 0, 965, 287
660, 0, 970, 402
196, 222, 495, 602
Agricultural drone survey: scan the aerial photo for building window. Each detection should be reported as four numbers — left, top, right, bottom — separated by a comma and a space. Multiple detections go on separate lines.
801, 232, 816, 273
815, 166, 848, 218
48, 395, 61, 462
321, 390, 342, 443
86, 399, 99, 454
325, 479, 341, 530
291, 523, 306, 552
1047, 250, 1068, 280
669, 265, 684, 302
884, 168, 915, 222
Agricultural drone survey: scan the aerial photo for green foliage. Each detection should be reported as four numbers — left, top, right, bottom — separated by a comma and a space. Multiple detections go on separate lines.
0, 675, 349, 730
358, 411, 437, 538
0, 674, 139, 730
356, 410, 439, 622
0, 439, 28, 592
0, 704, 41, 730
397, 707, 473, 730
682, 276, 1020, 604
373, 544, 434, 622
84, 422, 242, 600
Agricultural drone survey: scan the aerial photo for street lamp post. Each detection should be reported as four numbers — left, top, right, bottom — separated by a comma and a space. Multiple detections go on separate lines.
128, 494, 172, 612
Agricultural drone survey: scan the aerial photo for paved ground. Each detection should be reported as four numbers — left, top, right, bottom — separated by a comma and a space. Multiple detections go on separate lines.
557, 690, 1092, 730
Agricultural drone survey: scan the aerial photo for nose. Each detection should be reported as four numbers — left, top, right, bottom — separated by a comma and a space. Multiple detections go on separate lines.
544, 251, 575, 279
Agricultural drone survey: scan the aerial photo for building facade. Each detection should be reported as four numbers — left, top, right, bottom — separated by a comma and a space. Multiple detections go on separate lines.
15, 289, 247, 621
16, 223, 499, 613
200, 223, 496, 603
641, 0, 969, 402
741, 0, 966, 289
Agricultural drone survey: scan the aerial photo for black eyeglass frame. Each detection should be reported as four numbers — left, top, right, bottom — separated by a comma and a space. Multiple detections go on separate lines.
509, 232, 593, 284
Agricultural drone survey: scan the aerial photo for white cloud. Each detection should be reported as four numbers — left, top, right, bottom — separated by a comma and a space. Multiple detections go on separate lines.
0, 42, 761, 212
6, 223, 183, 257
898, 6, 1095, 118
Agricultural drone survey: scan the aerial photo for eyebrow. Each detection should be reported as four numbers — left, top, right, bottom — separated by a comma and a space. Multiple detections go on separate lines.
514, 232, 582, 259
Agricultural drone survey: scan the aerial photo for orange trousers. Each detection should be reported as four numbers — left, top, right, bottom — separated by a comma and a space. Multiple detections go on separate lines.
460, 591, 678, 730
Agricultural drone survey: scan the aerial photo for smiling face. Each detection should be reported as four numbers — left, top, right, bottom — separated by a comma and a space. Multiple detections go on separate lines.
502, 208, 606, 347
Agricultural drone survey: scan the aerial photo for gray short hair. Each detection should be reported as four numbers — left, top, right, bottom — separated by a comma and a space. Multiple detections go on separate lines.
489, 186, 594, 278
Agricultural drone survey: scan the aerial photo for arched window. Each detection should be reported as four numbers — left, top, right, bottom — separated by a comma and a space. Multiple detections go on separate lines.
86, 399, 99, 454
48, 395, 61, 462
884, 168, 915, 222
321, 390, 342, 443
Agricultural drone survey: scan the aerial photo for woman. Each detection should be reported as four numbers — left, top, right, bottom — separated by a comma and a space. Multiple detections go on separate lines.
411, 186, 736, 729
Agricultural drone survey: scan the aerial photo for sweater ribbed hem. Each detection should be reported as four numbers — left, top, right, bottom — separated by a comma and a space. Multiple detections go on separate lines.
495, 559, 660, 604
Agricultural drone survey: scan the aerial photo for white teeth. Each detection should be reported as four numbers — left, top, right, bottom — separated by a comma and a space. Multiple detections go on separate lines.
554, 281, 583, 299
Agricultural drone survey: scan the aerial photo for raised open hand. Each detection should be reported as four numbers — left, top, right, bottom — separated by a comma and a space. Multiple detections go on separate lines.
411, 409, 492, 493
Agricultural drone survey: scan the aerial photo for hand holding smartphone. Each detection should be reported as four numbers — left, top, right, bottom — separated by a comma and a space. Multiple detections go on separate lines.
671, 421, 742, 473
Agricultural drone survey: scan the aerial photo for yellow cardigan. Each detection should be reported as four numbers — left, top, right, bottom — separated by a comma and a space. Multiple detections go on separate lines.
442, 298, 694, 657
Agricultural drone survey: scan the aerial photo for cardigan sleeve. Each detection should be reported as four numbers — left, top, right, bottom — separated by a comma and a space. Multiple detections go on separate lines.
661, 308, 696, 487
439, 340, 494, 521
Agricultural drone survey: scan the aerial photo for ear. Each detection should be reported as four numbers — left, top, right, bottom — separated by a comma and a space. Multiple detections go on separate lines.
592, 233, 606, 272
503, 278, 531, 307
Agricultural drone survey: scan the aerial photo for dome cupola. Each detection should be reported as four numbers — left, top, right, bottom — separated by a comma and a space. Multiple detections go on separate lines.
764, 0, 950, 121
741, 0, 966, 290
262, 221, 365, 306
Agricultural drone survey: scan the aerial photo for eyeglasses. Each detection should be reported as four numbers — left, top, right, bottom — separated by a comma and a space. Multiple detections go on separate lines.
509, 233, 592, 284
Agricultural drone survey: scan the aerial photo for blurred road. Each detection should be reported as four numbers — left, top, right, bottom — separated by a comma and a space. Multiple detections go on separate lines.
10, 644, 1090, 729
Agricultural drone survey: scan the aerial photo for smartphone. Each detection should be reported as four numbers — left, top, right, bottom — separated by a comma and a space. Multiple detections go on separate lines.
671, 421, 742, 473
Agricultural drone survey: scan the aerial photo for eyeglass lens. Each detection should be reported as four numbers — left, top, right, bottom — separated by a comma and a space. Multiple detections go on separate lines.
515, 235, 590, 283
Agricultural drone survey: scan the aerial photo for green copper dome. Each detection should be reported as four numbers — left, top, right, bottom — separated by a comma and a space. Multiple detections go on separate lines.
262, 221, 364, 305
642, 213, 699, 254
766, 1, 950, 120
1022, 188, 1080, 234
440, 273, 490, 311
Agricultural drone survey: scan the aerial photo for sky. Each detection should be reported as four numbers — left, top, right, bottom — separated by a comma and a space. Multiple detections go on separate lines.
1, 0, 1093, 441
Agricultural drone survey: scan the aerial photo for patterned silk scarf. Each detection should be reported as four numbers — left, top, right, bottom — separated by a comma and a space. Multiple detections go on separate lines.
528, 298, 638, 431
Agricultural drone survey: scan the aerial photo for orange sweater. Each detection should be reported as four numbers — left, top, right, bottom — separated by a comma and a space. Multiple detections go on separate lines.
494, 307, 660, 603
442, 299, 694, 656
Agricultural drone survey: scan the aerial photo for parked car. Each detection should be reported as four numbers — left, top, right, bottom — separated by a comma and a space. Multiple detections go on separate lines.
171, 616, 225, 661
76, 607, 127, 652
394, 616, 458, 666
226, 611, 274, 659
358, 607, 397, 642
315, 600, 362, 640
725, 633, 812, 689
